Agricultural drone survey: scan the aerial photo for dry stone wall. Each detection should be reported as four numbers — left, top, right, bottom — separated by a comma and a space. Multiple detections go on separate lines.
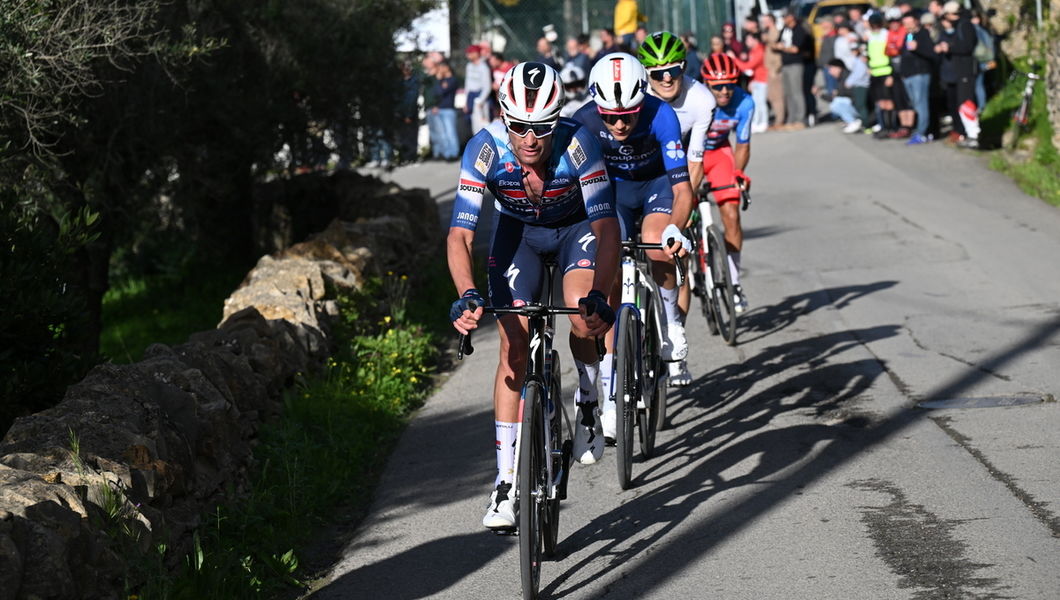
0, 172, 439, 599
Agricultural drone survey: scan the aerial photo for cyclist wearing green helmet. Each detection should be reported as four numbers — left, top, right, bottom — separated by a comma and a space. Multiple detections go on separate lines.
639, 30, 717, 386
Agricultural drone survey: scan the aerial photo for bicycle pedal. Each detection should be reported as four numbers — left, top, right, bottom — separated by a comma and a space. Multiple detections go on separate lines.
491, 527, 517, 536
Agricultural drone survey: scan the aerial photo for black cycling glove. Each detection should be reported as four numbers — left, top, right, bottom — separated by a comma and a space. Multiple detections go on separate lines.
578, 290, 614, 326
449, 288, 485, 323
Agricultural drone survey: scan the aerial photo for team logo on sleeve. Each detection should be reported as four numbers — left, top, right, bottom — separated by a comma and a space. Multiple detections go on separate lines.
568, 138, 587, 168
505, 162, 515, 173
665, 140, 685, 160
474, 143, 495, 175
580, 170, 607, 186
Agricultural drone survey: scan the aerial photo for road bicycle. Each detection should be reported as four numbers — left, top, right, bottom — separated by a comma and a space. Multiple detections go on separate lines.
611, 238, 684, 490
685, 183, 748, 346
459, 258, 597, 600
1011, 68, 1041, 130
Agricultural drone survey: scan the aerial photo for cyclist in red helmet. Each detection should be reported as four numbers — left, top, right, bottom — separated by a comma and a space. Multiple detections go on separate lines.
700, 53, 755, 313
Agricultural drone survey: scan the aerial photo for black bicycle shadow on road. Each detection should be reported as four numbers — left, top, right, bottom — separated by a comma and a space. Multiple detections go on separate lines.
308, 281, 1058, 600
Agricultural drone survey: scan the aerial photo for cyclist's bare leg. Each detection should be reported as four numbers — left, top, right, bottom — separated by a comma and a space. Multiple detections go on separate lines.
564, 267, 608, 461
640, 212, 677, 289
494, 314, 529, 423
562, 267, 601, 365
642, 211, 686, 360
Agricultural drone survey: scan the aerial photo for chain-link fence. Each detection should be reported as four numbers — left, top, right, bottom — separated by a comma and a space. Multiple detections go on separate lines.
453, 0, 734, 64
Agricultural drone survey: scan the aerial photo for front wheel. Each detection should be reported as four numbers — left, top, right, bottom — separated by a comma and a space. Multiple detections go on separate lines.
638, 289, 666, 454
542, 354, 563, 556
613, 307, 639, 490
519, 381, 546, 600
707, 225, 738, 345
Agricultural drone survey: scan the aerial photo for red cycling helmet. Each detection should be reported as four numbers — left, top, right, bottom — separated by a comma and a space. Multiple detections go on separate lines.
701, 53, 740, 84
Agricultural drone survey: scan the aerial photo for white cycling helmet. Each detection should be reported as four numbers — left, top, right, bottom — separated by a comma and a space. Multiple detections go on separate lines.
560, 62, 587, 86
497, 61, 563, 123
588, 52, 648, 111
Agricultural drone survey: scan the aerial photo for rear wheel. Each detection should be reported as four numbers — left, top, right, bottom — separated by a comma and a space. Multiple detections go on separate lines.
519, 382, 545, 600
707, 225, 737, 345
613, 307, 638, 490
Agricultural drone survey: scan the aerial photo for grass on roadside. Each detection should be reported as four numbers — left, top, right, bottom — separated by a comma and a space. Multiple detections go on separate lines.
101, 262, 249, 363
129, 263, 448, 598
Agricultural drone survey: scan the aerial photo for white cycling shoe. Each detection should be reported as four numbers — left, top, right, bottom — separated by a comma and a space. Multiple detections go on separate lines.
733, 285, 749, 314
482, 481, 516, 529
600, 403, 617, 443
662, 322, 688, 361
668, 360, 692, 386
573, 403, 605, 464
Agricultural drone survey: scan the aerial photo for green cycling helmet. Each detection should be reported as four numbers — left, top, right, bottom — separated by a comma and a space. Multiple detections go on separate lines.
638, 31, 686, 68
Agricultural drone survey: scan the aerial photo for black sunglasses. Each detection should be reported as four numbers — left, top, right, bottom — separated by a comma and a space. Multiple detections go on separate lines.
648, 64, 684, 81
709, 82, 737, 92
505, 118, 557, 137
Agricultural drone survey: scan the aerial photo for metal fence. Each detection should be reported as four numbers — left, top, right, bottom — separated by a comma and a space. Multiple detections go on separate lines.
453, 0, 734, 64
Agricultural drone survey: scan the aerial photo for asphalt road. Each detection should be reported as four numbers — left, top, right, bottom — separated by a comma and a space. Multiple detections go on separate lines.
308, 125, 1060, 599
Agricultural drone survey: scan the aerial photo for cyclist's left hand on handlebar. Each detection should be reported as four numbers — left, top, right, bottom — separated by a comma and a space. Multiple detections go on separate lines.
578, 290, 614, 337
735, 169, 751, 192
662, 223, 690, 258
449, 288, 485, 335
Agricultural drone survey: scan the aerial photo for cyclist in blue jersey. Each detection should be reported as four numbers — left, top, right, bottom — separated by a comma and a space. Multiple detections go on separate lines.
572, 52, 693, 442
447, 62, 621, 530
701, 53, 754, 313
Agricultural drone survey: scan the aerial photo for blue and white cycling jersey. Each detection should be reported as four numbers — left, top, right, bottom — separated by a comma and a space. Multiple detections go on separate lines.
703, 86, 754, 152
450, 119, 615, 231
571, 95, 690, 186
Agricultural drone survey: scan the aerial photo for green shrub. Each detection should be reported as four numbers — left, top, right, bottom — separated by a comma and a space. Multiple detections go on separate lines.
0, 196, 99, 435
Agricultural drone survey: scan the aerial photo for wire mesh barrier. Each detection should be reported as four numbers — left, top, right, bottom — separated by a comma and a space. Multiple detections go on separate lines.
453, 0, 733, 63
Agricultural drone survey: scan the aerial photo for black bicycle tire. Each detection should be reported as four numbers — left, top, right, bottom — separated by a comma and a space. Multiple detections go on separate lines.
648, 296, 668, 434
696, 231, 720, 336
638, 291, 663, 455
613, 308, 637, 490
542, 353, 562, 556
519, 381, 544, 600
707, 225, 738, 345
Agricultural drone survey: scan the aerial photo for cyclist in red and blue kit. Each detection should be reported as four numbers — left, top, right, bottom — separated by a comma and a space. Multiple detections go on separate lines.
447, 62, 621, 530
572, 52, 693, 443
701, 53, 754, 313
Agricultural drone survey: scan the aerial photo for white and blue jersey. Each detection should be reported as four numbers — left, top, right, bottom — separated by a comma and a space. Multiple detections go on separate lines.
450, 119, 615, 231
571, 96, 691, 186
704, 87, 754, 151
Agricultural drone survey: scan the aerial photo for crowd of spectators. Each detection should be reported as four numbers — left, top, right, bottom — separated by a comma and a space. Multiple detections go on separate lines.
368, 0, 999, 167
713, 0, 998, 148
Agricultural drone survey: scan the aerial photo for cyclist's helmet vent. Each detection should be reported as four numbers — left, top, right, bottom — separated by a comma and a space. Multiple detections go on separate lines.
701, 52, 740, 84
498, 62, 563, 123
588, 52, 647, 111
638, 31, 686, 68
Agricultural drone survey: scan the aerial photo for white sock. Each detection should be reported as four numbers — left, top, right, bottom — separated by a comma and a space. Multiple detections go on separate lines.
574, 358, 599, 405
599, 353, 615, 411
659, 284, 680, 326
495, 421, 517, 486
728, 252, 741, 286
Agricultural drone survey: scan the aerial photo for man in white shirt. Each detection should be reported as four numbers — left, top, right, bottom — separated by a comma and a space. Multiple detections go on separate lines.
463, 44, 493, 134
